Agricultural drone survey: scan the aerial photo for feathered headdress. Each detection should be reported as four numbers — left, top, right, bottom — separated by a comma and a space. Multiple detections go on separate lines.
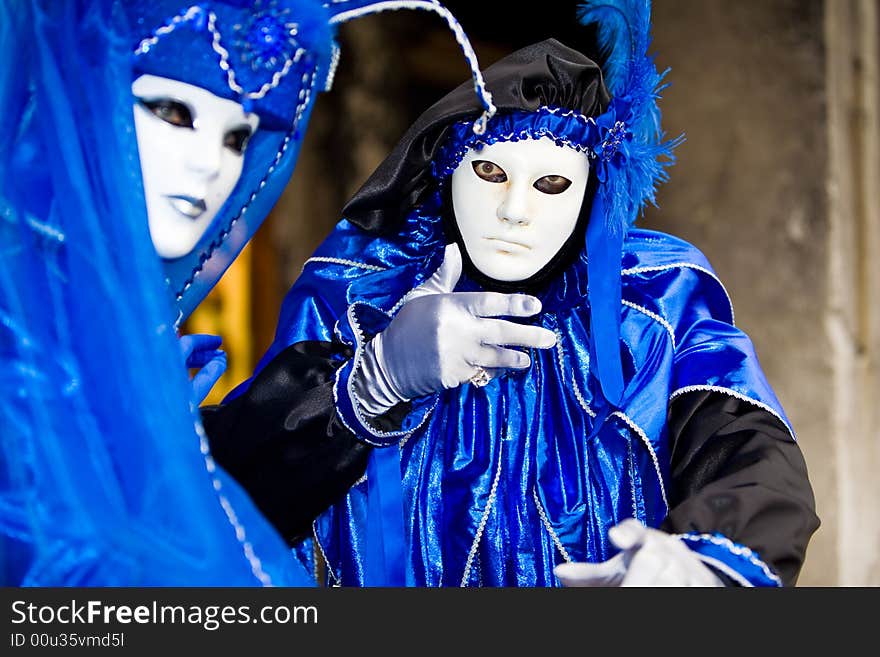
578, 0, 679, 232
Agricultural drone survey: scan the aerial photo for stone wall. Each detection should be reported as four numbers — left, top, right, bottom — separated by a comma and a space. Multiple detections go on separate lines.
648, 0, 835, 585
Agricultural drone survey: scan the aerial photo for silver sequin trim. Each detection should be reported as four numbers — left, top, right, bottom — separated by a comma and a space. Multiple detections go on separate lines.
303, 256, 386, 272
325, 43, 341, 92
553, 329, 597, 418
621, 262, 736, 326
312, 523, 340, 586
609, 411, 669, 511
460, 439, 504, 587
622, 299, 677, 350
693, 554, 752, 587
677, 532, 782, 586
669, 385, 795, 440
327, 0, 496, 131
197, 420, 273, 586
626, 432, 639, 519
532, 487, 573, 563
135, 7, 304, 101
332, 302, 437, 446
177, 72, 316, 297
134, 6, 202, 55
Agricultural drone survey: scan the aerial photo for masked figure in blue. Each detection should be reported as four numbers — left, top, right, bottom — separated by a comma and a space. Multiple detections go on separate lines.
0, 0, 366, 585
218, 0, 819, 587
1, 0, 509, 585
0, 0, 343, 586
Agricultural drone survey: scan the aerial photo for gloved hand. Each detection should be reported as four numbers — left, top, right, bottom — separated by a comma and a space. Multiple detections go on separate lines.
353, 244, 557, 415
179, 333, 227, 404
553, 519, 724, 587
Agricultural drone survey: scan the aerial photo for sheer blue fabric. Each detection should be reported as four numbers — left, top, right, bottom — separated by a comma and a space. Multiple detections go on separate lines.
247, 191, 791, 586
0, 0, 312, 586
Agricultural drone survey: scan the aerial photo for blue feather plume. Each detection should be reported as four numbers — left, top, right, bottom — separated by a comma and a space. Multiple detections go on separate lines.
578, 0, 682, 231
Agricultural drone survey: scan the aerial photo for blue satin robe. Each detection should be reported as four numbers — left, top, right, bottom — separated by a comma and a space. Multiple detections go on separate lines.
253, 197, 791, 587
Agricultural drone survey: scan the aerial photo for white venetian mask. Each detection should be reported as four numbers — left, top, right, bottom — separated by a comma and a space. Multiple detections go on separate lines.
451, 137, 590, 282
132, 74, 260, 260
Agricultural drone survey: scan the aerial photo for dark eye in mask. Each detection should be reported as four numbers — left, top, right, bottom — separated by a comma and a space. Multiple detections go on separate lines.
472, 160, 508, 183
224, 127, 253, 155
138, 98, 194, 129
533, 175, 572, 195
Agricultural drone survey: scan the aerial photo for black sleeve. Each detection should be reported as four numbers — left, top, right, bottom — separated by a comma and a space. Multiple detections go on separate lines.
659, 390, 820, 586
200, 340, 408, 546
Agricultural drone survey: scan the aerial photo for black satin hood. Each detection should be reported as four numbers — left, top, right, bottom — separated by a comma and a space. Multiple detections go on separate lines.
342, 39, 611, 234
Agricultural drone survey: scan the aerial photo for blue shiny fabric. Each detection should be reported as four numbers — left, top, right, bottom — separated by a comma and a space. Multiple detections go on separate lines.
250, 192, 791, 587
678, 533, 782, 587
0, 0, 312, 586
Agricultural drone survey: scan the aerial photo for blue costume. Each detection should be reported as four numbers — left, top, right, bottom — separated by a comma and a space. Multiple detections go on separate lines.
0, 0, 504, 586
239, 3, 818, 587
0, 0, 327, 585
265, 195, 799, 588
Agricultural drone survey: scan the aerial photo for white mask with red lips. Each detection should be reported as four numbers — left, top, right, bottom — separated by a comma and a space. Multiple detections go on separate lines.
132, 74, 260, 260
450, 137, 591, 283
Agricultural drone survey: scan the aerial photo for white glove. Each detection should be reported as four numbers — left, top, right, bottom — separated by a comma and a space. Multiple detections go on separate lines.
553, 519, 724, 587
353, 244, 557, 415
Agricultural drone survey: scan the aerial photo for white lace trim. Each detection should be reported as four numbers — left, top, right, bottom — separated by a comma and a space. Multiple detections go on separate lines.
609, 411, 669, 511
621, 262, 736, 326
669, 385, 795, 439
312, 523, 340, 587
304, 257, 387, 272
554, 329, 596, 418
622, 299, 677, 350
460, 439, 504, 586
196, 420, 273, 586
532, 488, 573, 564
677, 532, 782, 586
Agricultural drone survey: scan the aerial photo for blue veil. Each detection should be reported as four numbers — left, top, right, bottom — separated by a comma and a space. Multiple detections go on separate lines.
0, 0, 496, 586
0, 0, 312, 586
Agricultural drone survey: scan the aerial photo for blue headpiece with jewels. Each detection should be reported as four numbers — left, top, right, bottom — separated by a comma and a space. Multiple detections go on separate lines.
125, 0, 497, 322
126, 0, 333, 130
123, 0, 335, 322
434, 0, 681, 407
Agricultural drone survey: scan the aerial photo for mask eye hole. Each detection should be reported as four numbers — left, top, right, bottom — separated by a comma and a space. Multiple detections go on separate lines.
533, 175, 572, 195
472, 160, 508, 183
224, 127, 253, 155
138, 98, 194, 129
